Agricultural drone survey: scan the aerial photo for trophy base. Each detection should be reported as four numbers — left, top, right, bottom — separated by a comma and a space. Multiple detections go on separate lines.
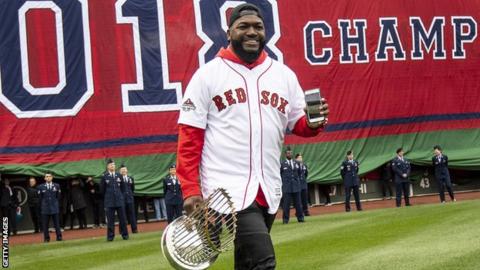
161, 216, 215, 270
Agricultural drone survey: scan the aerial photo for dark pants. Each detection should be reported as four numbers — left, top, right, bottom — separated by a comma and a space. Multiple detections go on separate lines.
125, 202, 137, 232
106, 206, 128, 240
437, 178, 455, 202
1, 206, 17, 235
320, 185, 331, 204
166, 203, 183, 224
135, 197, 149, 222
92, 200, 105, 226
300, 188, 309, 215
234, 202, 276, 270
380, 179, 394, 197
74, 207, 87, 229
282, 192, 304, 223
61, 208, 75, 229
29, 205, 42, 232
42, 214, 62, 241
345, 185, 362, 211
395, 182, 411, 207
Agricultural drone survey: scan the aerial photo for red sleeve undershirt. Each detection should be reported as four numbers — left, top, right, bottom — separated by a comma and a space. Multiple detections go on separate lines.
176, 124, 204, 200
176, 116, 322, 206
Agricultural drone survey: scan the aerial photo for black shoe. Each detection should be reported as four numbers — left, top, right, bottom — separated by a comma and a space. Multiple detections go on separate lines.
56, 238, 62, 241
282, 220, 289, 224
304, 212, 311, 216
406, 204, 412, 207
345, 209, 351, 212
107, 238, 114, 242
44, 239, 50, 243
357, 208, 363, 211
122, 236, 129, 240
298, 219, 305, 223
132, 230, 138, 234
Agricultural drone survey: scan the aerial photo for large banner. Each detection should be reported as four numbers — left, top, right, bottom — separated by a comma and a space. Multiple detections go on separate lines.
1, 0, 480, 194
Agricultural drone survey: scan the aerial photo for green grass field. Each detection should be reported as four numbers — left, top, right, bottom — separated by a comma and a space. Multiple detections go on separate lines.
12, 200, 480, 270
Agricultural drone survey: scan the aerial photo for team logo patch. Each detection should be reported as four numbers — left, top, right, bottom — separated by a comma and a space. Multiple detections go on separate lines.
182, 98, 196, 112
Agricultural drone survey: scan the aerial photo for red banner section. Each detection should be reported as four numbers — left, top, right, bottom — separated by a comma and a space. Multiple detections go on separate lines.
1, 0, 480, 165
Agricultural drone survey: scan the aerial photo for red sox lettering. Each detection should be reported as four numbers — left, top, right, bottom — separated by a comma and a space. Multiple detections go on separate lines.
212, 88, 288, 114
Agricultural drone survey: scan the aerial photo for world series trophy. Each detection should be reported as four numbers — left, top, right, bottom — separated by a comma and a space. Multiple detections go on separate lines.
161, 188, 237, 270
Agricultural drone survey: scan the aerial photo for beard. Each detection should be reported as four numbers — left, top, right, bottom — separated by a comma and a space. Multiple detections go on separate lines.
231, 37, 266, 63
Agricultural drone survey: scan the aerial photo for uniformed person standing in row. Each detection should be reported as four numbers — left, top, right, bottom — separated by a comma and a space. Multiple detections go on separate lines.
27, 177, 42, 233
281, 147, 304, 224
295, 153, 310, 216
432, 145, 456, 203
38, 172, 62, 242
163, 164, 183, 224
100, 159, 129, 241
120, 164, 138, 233
391, 148, 412, 207
340, 150, 362, 212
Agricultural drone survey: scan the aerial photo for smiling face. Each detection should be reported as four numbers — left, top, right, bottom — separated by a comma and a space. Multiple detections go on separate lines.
227, 14, 266, 63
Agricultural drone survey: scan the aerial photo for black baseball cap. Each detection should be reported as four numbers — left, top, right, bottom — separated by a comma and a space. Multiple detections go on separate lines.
228, 3, 264, 28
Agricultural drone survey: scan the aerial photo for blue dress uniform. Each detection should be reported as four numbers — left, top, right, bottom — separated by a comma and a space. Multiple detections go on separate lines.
38, 182, 62, 241
432, 155, 455, 202
298, 162, 310, 216
100, 171, 129, 240
340, 160, 362, 212
391, 157, 411, 207
280, 159, 304, 223
122, 175, 137, 233
164, 175, 183, 224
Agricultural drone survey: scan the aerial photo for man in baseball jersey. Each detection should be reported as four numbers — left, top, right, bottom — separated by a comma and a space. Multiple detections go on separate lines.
176, 3, 329, 270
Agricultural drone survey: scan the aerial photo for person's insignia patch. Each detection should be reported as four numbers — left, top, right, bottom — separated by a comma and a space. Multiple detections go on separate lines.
182, 98, 196, 112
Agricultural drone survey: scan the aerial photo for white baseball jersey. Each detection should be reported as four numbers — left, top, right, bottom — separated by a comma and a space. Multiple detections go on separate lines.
178, 56, 306, 214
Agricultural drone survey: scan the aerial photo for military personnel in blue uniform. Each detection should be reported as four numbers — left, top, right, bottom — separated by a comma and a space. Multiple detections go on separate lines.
391, 148, 412, 207
295, 153, 310, 216
38, 172, 62, 242
340, 150, 362, 212
164, 164, 183, 224
281, 147, 304, 224
120, 164, 138, 233
432, 145, 456, 203
100, 159, 129, 241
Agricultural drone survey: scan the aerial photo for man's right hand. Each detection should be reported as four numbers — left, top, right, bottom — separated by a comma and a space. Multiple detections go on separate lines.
183, 195, 204, 216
